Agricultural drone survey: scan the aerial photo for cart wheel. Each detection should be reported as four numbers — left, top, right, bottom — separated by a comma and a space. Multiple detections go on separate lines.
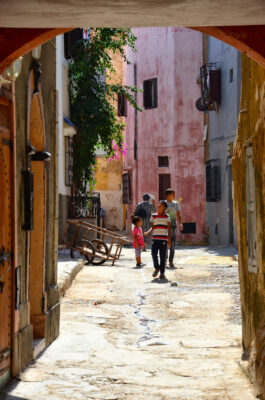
74, 240, 95, 264
90, 239, 109, 265
73, 205, 82, 218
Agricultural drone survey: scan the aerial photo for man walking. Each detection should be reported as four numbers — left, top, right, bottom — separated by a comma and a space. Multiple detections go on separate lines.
134, 193, 155, 249
165, 188, 183, 268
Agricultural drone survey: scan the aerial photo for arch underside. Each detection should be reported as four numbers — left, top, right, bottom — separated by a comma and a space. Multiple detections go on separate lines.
1, 26, 265, 75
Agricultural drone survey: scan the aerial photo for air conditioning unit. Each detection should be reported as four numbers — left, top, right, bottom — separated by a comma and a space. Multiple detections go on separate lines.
205, 159, 221, 202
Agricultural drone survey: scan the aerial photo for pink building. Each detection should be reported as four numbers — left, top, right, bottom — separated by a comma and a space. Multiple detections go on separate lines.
123, 27, 206, 243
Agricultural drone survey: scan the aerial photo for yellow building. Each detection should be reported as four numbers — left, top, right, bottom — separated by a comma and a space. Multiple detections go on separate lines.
233, 54, 265, 398
94, 51, 126, 231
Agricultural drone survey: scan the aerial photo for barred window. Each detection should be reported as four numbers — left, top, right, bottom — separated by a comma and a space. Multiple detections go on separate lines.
205, 159, 221, 202
122, 173, 132, 204
65, 136, 73, 186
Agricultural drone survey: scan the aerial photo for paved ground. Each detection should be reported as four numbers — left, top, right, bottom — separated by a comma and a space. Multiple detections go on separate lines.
1, 246, 256, 400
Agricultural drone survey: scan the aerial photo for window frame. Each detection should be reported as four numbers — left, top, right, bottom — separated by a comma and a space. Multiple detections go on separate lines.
158, 156, 169, 168
117, 93, 127, 117
143, 78, 158, 109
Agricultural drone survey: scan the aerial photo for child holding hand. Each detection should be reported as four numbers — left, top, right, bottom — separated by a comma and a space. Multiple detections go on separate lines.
131, 215, 146, 267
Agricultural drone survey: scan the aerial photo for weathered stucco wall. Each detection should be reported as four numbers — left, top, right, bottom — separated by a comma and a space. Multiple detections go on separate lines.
95, 158, 124, 230
233, 54, 265, 398
206, 36, 241, 246
125, 27, 205, 242
94, 50, 125, 231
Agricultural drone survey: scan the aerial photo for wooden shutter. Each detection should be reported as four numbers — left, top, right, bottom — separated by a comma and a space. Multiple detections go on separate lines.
246, 146, 257, 273
143, 80, 151, 108
152, 78, 158, 108
122, 173, 132, 204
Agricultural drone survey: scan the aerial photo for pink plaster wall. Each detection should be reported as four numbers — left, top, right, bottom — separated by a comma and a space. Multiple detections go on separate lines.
124, 27, 205, 242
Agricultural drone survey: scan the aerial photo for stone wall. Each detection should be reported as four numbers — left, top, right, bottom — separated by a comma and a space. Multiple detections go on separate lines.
233, 54, 265, 398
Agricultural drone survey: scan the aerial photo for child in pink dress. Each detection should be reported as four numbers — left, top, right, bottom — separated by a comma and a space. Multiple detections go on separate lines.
131, 215, 145, 267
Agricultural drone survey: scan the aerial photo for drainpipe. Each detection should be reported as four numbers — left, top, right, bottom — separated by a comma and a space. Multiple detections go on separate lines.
133, 64, 138, 206
11, 82, 18, 377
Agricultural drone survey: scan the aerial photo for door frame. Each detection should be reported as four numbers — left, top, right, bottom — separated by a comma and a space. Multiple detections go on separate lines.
0, 85, 18, 382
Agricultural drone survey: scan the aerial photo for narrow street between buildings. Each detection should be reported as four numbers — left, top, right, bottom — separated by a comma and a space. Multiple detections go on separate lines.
1, 247, 256, 400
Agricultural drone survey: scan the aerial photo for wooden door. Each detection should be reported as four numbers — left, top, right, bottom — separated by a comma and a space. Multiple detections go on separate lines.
0, 96, 12, 377
159, 173, 171, 200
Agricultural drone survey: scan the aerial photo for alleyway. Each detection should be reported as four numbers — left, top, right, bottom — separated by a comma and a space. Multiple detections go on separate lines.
1, 247, 256, 400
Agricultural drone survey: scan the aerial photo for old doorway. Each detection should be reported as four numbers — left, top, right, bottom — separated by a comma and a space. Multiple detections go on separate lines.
159, 173, 171, 201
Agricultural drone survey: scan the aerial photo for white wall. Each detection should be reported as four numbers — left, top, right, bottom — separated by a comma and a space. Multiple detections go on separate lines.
56, 34, 71, 197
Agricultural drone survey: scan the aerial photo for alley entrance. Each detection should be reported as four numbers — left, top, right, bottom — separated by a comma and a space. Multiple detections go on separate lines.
2, 247, 255, 400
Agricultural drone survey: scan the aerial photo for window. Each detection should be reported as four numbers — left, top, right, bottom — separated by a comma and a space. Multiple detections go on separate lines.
118, 94, 127, 117
180, 223, 196, 234
65, 137, 73, 186
158, 156, 169, 167
229, 68, 234, 83
143, 78, 157, 109
246, 146, 257, 273
205, 159, 221, 202
122, 173, 132, 204
64, 29, 83, 59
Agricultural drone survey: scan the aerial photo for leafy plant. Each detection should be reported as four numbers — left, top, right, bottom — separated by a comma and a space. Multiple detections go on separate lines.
69, 28, 141, 190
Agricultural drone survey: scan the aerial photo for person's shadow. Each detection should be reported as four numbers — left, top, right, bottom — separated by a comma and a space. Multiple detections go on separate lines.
151, 277, 169, 284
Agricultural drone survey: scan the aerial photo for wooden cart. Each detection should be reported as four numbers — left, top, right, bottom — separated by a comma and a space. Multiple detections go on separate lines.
62, 219, 130, 266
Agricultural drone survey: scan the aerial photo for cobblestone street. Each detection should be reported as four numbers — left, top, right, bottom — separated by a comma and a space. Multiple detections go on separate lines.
1, 247, 256, 400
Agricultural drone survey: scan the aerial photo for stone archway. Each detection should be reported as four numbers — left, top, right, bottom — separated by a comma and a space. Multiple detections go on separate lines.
1, 25, 265, 75
1, 11, 265, 395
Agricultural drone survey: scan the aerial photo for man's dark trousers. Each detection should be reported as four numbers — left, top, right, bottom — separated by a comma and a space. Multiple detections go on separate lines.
169, 226, 176, 263
151, 239, 168, 275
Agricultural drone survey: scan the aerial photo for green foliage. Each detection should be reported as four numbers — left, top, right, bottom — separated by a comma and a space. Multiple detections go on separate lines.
69, 28, 141, 189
